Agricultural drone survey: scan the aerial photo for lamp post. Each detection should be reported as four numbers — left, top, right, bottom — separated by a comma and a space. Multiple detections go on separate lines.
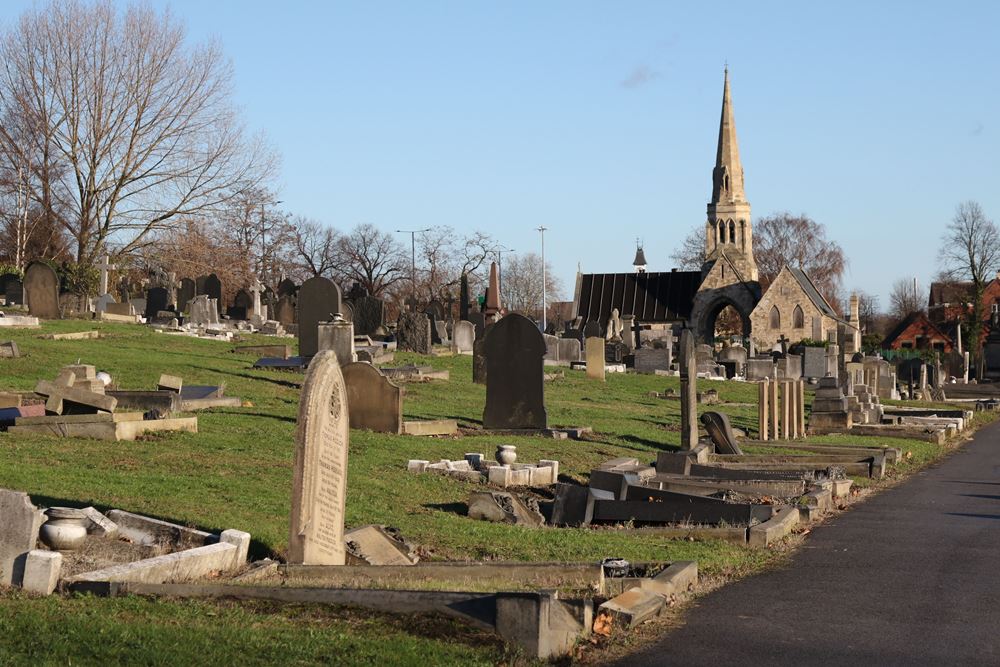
536, 226, 548, 331
396, 228, 431, 309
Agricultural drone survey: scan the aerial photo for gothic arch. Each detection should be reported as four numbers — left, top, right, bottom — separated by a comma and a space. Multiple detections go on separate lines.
728, 220, 736, 243
792, 305, 804, 329
769, 305, 781, 329
718, 221, 725, 243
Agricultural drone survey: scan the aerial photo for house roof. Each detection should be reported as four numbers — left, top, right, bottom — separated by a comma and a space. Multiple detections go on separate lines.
575, 271, 701, 323
787, 267, 840, 320
882, 311, 954, 349
928, 281, 973, 307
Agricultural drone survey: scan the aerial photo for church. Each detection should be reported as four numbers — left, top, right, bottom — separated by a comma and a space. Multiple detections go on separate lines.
572, 69, 860, 354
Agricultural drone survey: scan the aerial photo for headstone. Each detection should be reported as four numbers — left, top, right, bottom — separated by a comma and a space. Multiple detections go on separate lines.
289, 351, 350, 565
0, 489, 45, 586
97, 255, 115, 296
434, 319, 449, 345
1, 275, 23, 305
228, 288, 251, 320
276, 296, 296, 326
24, 262, 60, 319
129, 298, 147, 316
195, 275, 208, 295
557, 338, 582, 362
701, 412, 743, 455
483, 313, 547, 429
426, 310, 442, 345
396, 312, 431, 354
298, 276, 343, 357
317, 317, 355, 366
188, 295, 220, 327
104, 301, 135, 317
801, 347, 825, 379
583, 321, 601, 339
340, 301, 353, 323
621, 315, 636, 352
809, 375, 852, 430
354, 296, 385, 336
144, 287, 169, 319
542, 333, 560, 361
679, 330, 698, 450
342, 362, 403, 434
586, 337, 605, 381
203, 274, 222, 313
634, 347, 669, 374
177, 278, 196, 313
483, 262, 501, 321
746, 357, 776, 381
277, 278, 297, 298
459, 273, 470, 321
452, 320, 475, 353
95, 293, 117, 313
473, 337, 488, 384
468, 312, 486, 340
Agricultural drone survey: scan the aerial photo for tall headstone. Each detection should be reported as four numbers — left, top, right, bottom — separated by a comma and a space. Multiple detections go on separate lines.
472, 337, 488, 385
24, 261, 60, 319
177, 278, 196, 313
1, 275, 23, 305
459, 273, 470, 321
277, 278, 298, 298
342, 362, 403, 434
482, 313, 547, 429
298, 276, 343, 357
144, 287, 169, 319
483, 262, 501, 322
585, 337, 605, 381
354, 296, 385, 336
679, 329, 698, 450
229, 289, 252, 320
249, 279, 264, 321
396, 312, 431, 354
289, 351, 350, 565
203, 274, 222, 313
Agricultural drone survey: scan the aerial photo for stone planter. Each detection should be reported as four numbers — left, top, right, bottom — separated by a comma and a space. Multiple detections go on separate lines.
495, 445, 517, 466
40, 507, 88, 552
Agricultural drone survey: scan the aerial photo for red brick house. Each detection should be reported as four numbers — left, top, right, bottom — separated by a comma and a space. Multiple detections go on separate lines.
882, 311, 954, 353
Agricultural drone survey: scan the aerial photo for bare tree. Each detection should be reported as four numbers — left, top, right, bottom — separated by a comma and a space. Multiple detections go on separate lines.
888, 278, 923, 319
415, 227, 494, 303
853, 289, 880, 333
291, 218, 339, 279
333, 223, 408, 297
499, 252, 563, 319
754, 213, 847, 307
669, 227, 707, 270
0, 0, 276, 264
939, 201, 1000, 374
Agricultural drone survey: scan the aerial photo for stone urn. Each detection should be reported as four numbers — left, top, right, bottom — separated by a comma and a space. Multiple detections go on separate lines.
40, 507, 88, 552
495, 445, 517, 466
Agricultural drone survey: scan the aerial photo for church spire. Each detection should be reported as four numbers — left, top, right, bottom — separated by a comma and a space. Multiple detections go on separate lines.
711, 67, 745, 204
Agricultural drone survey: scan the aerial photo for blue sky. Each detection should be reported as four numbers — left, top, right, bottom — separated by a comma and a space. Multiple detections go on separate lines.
3, 1, 998, 306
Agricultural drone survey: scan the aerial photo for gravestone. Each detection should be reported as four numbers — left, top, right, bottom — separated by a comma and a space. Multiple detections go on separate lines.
105, 302, 135, 317
396, 312, 431, 354
459, 273, 470, 321
276, 296, 296, 326
468, 312, 486, 340
586, 337, 605, 381
425, 310, 442, 345
701, 412, 743, 455
634, 347, 669, 374
144, 287, 169, 319
298, 276, 343, 357
483, 313, 547, 429
277, 278, 298, 298
354, 296, 385, 336
203, 274, 223, 313
473, 337, 488, 385
434, 319, 449, 345
24, 262, 60, 319
95, 293, 117, 313
426, 299, 445, 321
289, 351, 350, 565
195, 275, 208, 295
1, 274, 23, 305
317, 317, 355, 366
0, 489, 45, 586
342, 362, 403, 434
188, 295, 219, 327
340, 301, 353, 323
177, 278, 196, 313
542, 333, 560, 361
679, 330, 698, 450
229, 289, 252, 320
801, 346, 826, 379
583, 320, 601, 339
453, 320, 475, 353
558, 338, 581, 362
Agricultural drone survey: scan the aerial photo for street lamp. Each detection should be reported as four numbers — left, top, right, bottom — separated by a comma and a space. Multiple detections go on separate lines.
536, 226, 548, 331
396, 228, 431, 309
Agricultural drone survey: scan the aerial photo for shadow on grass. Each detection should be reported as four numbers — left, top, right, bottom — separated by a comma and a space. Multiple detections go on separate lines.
618, 434, 677, 452
423, 502, 467, 516
213, 369, 302, 390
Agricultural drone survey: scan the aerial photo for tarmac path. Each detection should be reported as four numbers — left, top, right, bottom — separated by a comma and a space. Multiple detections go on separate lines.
617, 419, 1000, 666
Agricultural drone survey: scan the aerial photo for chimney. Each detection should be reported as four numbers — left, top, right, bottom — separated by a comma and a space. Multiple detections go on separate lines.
849, 293, 859, 324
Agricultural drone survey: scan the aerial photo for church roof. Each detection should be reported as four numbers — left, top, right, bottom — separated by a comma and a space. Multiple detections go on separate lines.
787, 267, 840, 320
633, 246, 647, 266
711, 68, 745, 204
882, 311, 953, 350
575, 271, 701, 323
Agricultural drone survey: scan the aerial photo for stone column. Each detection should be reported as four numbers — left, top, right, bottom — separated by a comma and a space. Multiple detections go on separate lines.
680, 330, 698, 450
586, 337, 605, 381
758, 379, 769, 441
317, 317, 355, 366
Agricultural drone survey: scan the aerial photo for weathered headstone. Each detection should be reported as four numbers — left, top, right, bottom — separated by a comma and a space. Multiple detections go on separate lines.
701, 412, 743, 455
204, 274, 223, 313
586, 337, 605, 381
353, 296, 385, 336
342, 362, 403, 434
277, 278, 297, 298
583, 320, 601, 339
634, 347, 669, 374
801, 346, 826, 379
0, 489, 45, 586
187, 295, 220, 327
195, 275, 208, 296
679, 330, 698, 450
483, 313, 547, 429
145, 287, 169, 319
468, 312, 486, 340
426, 310, 442, 345
298, 276, 343, 357
288, 351, 350, 565
24, 262, 60, 319
473, 337, 488, 384
177, 278, 196, 313
317, 317, 355, 366
276, 296, 296, 326
558, 338, 581, 363
396, 312, 431, 354
452, 320, 475, 353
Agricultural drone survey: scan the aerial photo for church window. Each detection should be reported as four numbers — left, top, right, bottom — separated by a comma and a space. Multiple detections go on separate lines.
718, 221, 725, 243
769, 306, 781, 330
729, 220, 735, 243
793, 305, 804, 328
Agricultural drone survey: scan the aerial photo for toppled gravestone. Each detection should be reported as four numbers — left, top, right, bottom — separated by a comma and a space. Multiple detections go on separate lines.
468, 491, 545, 526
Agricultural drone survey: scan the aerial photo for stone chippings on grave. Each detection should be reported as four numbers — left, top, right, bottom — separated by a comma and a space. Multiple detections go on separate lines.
585, 337, 605, 381
808, 375, 853, 431
24, 261, 61, 319
482, 313, 547, 430
342, 362, 402, 434
396, 312, 432, 354
289, 351, 350, 565
679, 330, 698, 450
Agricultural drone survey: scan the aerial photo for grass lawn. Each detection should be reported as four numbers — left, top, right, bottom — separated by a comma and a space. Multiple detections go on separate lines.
0, 319, 988, 665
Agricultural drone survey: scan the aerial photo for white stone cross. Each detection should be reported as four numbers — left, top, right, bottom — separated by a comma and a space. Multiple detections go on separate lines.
97, 255, 116, 295
249, 278, 264, 318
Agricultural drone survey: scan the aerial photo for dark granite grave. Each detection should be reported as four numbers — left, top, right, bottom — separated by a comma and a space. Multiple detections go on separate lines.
482, 313, 547, 430
298, 276, 343, 357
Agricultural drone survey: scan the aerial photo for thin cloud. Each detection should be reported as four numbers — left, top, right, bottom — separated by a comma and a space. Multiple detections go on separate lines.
620, 65, 660, 90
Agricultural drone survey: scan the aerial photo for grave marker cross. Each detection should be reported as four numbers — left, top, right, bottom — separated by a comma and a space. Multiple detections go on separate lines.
98, 255, 116, 295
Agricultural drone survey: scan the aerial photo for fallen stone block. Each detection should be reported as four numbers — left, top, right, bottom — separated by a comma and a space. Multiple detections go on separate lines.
157, 374, 183, 393
496, 591, 592, 660
641, 561, 698, 598
0, 340, 19, 358
82, 507, 118, 537
21, 550, 62, 595
748, 505, 799, 548
344, 525, 418, 566
597, 587, 664, 629
468, 491, 545, 526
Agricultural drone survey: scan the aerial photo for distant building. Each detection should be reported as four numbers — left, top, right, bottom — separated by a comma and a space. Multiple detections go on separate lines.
882, 311, 954, 353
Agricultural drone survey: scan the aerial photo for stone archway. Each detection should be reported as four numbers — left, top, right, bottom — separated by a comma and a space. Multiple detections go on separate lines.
690, 283, 759, 346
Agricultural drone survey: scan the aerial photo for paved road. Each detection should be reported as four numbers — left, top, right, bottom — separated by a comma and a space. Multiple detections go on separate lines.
618, 420, 1000, 666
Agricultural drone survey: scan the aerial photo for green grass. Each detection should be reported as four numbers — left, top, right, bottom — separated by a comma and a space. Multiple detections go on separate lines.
0, 318, 989, 665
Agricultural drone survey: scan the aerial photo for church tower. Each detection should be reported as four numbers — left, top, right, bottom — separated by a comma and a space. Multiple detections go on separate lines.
704, 68, 757, 281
